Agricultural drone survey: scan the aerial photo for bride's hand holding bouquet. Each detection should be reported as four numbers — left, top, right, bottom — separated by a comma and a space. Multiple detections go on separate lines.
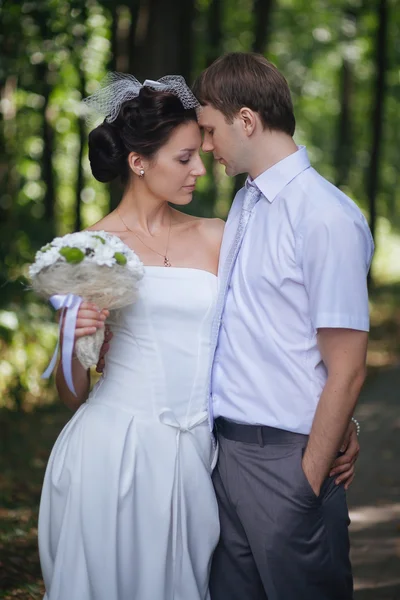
29, 230, 144, 395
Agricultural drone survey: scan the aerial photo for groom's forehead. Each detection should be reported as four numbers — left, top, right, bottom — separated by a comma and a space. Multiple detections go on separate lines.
197, 114, 216, 129
197, 106, 220, 126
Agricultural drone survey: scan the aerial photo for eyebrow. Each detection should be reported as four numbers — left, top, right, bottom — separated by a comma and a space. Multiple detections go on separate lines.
179, 148, 197, 152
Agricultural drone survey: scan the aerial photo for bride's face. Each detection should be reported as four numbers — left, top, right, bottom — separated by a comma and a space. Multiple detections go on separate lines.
142, 121, 206, 206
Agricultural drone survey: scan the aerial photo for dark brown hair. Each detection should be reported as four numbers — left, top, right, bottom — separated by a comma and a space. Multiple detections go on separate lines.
193, 52, 295, 136
88, 87, 197, 184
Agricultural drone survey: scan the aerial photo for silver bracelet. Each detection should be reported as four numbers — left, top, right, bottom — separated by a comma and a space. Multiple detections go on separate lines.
351, 417, 360, 436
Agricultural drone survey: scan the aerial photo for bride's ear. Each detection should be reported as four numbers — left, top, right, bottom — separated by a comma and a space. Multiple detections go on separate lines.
128, 152, 146, 178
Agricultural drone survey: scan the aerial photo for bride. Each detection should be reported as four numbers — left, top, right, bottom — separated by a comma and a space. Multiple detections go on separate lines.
38, 76, 223, 600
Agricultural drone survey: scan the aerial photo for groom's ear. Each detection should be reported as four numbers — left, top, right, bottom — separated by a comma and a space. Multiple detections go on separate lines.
238, 107, 257, 137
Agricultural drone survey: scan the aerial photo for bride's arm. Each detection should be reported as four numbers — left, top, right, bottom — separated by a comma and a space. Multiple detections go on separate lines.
55, 302, 109, 411
56, 358, 90, 411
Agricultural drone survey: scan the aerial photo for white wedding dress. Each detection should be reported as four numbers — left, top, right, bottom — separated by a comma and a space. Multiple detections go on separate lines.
38, 267, 220, 600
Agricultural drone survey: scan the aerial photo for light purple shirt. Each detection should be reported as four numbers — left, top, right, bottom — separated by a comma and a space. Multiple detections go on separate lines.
211, 146, 374, 434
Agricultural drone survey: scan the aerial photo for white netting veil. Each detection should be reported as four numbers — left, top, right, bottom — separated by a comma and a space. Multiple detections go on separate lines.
83, 73, 199, 124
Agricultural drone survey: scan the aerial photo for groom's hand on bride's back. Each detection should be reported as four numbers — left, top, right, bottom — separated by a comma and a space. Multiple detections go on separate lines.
96, 325, 113, 373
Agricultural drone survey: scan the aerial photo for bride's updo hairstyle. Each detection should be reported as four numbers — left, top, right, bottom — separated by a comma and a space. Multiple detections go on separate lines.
88, 87, 198, 184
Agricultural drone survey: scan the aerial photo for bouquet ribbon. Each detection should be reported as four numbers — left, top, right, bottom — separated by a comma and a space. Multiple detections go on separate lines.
42, 293, 83, 396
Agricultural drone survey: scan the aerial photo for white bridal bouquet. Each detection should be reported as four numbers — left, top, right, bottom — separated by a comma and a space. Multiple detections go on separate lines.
29, 231, 144, 394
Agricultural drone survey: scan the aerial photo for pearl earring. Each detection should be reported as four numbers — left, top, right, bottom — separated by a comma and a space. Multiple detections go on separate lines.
139, 169, 145, 178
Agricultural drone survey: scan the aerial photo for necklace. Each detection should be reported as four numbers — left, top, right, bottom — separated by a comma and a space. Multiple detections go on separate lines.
116, 209, 172, 267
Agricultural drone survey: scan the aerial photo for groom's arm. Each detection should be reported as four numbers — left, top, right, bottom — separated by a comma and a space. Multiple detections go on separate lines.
300, 205, 373, 495
302, 328, 367, 495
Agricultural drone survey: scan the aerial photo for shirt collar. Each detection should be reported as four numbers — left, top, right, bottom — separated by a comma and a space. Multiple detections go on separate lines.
245, 145, 311, 203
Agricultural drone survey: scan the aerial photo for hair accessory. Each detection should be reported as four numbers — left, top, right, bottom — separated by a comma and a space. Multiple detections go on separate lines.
83, 73, 199, 124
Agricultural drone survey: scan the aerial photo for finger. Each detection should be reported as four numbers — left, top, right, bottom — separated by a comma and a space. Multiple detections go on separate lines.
340, 447, 359, 467
75, 318, 106, 337
76, 317, 105, 328
74, 319, 106, 336
331, 448, 359, 471
331, 454, 352, 469
80, 301, 101, 311
335, 466, 355, 486
344, 474, 355, 490
340, 436, 350, 453
78, 309, 107, 322
335, 442, 359, 465
75, 326, 98, 339
330, 463, 352, 477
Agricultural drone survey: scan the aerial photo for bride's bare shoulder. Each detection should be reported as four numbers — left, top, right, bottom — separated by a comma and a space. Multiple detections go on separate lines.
85, 212, 123, 234
174, 211, 225, 245
198, 216, 225, 243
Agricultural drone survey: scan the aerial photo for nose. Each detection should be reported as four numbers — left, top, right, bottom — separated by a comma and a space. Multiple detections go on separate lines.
201, 133, 214, 153
192, 155, 206, 177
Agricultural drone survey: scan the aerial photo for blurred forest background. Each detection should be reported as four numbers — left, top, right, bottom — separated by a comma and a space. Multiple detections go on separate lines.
0, 0, 399, 598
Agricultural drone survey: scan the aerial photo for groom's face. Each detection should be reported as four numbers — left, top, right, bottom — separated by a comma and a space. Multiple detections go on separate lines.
198, 105, 245, 177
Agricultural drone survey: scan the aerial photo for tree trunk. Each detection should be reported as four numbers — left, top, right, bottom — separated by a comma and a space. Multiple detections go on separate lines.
334, 9, 358, 189
75, 116, 84, 231
178, 0, 196, 82
206, 0, 223, 66
128, 0, 141, 74
35, 6, 56, 236
41, 81, 56, 233
0, 76, 17, 226
335, 59, 352, 188
367, 0, 388, 276
72, 4, 89, 232
108, 4, 124, 211
110, 3, 118, 71
253, 0, 275, 54
137, 0, 184, 80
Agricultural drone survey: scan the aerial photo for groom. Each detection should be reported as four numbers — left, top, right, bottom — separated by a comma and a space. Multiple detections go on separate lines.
192, 53, 373, 599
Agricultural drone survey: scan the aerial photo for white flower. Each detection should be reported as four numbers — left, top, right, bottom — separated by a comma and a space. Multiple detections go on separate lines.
29, 230, 145, 278
94, 245, 116, 266
29, 246, 61, 277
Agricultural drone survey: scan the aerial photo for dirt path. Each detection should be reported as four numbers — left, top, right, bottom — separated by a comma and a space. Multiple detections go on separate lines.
1, 367, 399, 599
349, 366, 400, 599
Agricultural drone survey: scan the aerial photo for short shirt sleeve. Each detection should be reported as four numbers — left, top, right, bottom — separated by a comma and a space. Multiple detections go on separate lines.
301, 211, 373, 331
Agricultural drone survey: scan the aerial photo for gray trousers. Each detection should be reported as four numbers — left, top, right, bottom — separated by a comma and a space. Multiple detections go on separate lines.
210, 419, 353, 600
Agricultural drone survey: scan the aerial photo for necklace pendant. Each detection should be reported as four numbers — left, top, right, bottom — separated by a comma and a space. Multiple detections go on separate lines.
164, 256, 172, 267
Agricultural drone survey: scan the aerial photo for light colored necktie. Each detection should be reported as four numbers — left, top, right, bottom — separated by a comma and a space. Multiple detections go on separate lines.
207, 185, 261, 430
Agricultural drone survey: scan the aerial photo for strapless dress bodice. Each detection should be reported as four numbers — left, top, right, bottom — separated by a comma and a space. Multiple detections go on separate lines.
88, 266, 218, 424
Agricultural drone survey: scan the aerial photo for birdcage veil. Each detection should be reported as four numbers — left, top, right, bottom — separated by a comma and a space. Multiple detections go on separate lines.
83, 73, 199, 124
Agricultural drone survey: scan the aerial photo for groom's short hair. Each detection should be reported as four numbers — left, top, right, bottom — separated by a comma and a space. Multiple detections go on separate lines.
193, 52, 296, 136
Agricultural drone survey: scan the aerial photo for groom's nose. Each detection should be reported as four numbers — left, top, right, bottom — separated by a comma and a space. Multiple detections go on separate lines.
202, 138, 214, 153
201, 131, 214, 153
